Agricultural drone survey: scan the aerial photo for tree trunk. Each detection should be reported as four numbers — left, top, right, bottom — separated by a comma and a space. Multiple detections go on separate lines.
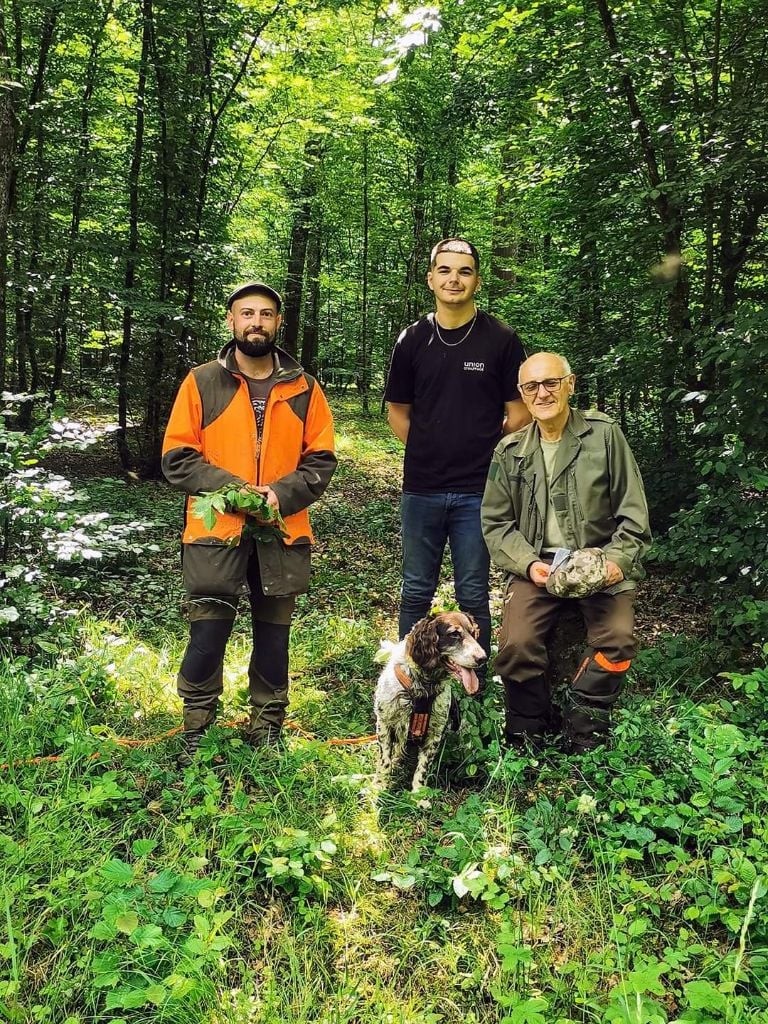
3, 0, 58, 401
359, 134, 370, 414
490, 145, 518, 303
0, 12, 16, 391
282, 137, 322, 355
299, 219, 321, 376
401, 151, 426, 327
16, 128, 45, 430
117, 0, 151, 471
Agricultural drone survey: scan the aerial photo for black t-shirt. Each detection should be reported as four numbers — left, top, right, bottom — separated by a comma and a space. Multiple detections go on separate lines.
384, 310, 526, 493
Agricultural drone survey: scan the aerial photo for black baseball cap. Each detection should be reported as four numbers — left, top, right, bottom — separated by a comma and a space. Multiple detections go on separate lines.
226, 281, 282, 312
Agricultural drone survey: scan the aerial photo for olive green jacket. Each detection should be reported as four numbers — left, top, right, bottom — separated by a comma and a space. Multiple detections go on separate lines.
481, 408, 651, 592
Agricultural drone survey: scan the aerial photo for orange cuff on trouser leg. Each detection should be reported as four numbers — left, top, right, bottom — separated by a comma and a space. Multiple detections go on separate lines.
565, 648, 631, 752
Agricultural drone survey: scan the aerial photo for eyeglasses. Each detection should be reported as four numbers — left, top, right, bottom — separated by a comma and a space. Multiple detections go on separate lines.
518, 375, 572, 396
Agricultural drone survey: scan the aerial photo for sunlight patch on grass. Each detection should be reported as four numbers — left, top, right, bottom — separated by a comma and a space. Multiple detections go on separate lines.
79, 616, 179, 719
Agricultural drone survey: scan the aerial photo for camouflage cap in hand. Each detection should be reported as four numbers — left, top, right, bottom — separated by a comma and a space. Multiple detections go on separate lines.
545, 547, 607, 598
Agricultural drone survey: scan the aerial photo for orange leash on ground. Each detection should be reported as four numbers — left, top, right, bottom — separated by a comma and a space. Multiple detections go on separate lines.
0, 719, 377, 771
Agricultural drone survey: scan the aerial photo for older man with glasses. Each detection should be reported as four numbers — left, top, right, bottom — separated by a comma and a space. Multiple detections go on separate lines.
481, 351, 651, 753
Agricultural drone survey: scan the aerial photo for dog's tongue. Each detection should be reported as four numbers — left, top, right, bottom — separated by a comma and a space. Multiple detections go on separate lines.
448, 662, 479, 695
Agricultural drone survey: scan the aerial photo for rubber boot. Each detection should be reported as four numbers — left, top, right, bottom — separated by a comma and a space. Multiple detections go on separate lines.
563, 649, 628, 753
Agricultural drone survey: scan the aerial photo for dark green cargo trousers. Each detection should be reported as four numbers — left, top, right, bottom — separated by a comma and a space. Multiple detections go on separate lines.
495, 577, 636, 750
177, 540, 296, 738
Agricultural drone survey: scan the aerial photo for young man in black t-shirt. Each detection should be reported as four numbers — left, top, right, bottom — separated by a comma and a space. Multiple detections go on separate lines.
384, 238, 530, 669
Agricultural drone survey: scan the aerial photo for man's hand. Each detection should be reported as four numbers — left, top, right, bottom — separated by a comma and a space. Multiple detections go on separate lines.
528, 561, 550, 588
604, 560, 624, 587
240, 484, 280, 521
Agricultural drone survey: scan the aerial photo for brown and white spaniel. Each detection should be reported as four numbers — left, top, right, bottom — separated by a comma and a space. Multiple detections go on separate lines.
373, 612, 486, 796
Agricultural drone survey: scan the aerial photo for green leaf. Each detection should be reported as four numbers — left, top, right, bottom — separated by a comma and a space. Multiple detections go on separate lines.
145, 983, 167, 1006
628, 917, 649, 936
131, 924, 165, 949
132, 838, 158, 857
100, 859, 134, 886
115, 911, 139, 935
197, 888, 216, 908
92, 971, 121, 989
499, 944, 533, 972
105, 986, 149, 1010
162, 907, 187, 928
683, 980, 727, 1012
148, 870, 180, 894
500, 996, 549, 1024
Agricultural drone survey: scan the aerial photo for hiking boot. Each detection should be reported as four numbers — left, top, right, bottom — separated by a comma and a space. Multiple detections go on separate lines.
242, 725, 284, 750
178, 707, 217, 767
505, 731, 549, 754
177, 727, 208, 767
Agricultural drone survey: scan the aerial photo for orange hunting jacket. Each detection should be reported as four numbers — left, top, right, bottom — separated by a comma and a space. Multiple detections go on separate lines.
161, 343, 336, 549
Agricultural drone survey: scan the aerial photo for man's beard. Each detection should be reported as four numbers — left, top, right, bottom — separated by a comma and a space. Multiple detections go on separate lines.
234, 328, 276, 358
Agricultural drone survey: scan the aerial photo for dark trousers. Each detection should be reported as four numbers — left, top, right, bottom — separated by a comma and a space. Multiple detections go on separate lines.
495, 576, 636, 747
177, 550, 295, 735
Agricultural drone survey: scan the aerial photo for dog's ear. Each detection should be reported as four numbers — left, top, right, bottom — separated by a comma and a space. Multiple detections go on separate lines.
463, 613, 480, 640
407, 618, 441, 671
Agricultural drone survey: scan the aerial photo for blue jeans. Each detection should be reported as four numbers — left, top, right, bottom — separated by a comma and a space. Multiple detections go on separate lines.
399, 491, 491, 671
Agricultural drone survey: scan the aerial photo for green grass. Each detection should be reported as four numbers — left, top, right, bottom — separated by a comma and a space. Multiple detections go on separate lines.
1, 396, 768, 1022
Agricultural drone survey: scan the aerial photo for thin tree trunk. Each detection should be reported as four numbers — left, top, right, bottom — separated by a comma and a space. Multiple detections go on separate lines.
299, 219, 321, 376
16, 128, 45, 430
3, 0, 58, 399
401, 152, 425, 326
0, 11, 16, 391
359, 134, 370, 414
490, 145, 518, 303
282, 137, 322, 354
143, 4, 174, 477
116, 0, 151, 471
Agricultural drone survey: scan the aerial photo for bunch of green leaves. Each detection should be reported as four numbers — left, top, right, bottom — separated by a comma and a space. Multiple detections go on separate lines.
652, 316, 768, 651
372, 795, 546, 909
438, 686, 504, 780
87, 848, 229, 1012
191, 484, 288, 543
217, 806, 341, 911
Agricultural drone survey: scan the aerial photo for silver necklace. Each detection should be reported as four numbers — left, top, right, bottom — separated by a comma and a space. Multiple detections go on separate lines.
433, 310, 477, 347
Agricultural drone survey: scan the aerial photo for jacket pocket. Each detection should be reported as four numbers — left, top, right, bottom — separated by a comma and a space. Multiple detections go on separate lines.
256, 539, 312, 597
181, 541, 250, 601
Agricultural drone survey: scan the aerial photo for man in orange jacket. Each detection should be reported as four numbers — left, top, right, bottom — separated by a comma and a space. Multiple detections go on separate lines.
162, 282, 337, 763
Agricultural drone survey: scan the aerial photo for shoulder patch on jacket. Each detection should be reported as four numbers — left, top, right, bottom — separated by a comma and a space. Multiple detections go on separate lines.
497, 428, 527, 451
581, 408, 615, 424
192, 361, 240, 430
286, 374, 315, 424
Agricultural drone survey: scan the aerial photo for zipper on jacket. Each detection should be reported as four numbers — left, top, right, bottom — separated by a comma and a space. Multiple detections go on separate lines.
525, 474, 540, 544
255, 429, 262, 483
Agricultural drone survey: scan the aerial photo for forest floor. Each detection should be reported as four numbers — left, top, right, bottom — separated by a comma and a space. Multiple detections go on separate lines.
1, 396, 766, 1024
